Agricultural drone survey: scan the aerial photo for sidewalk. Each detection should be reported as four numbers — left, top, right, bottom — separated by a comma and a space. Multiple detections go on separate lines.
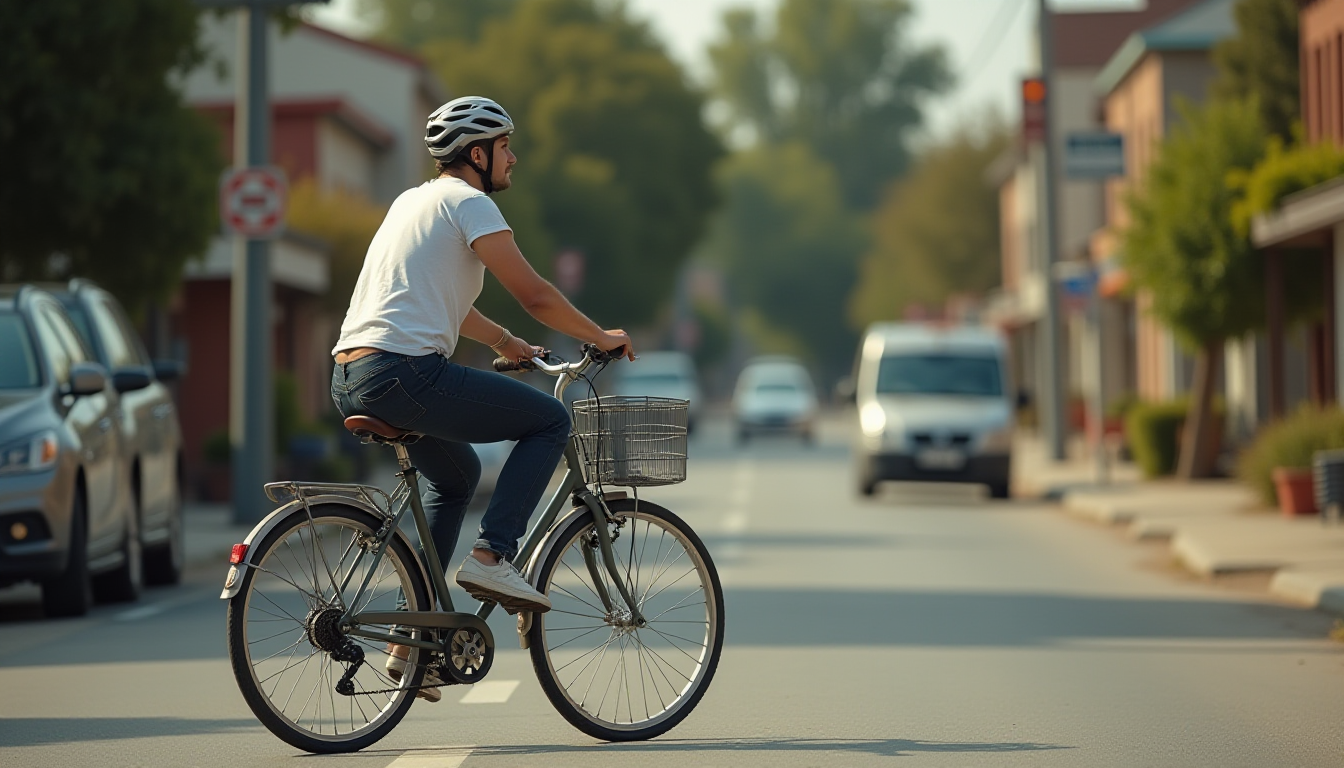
184, 503, 253, 571
1015, 433, 1344, 618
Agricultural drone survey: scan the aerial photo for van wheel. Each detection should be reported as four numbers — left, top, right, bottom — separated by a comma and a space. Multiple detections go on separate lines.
42, 491, 92, 617
988, 481, 1011, 500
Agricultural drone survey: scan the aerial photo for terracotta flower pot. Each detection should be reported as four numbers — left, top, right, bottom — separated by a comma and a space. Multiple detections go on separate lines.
1272, 467, 1317, 517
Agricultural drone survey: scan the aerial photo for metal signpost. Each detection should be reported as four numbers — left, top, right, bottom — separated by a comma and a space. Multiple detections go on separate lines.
197, 0, 326, 524
1027, 0, 1066, 462
1060, 130, 1125, 486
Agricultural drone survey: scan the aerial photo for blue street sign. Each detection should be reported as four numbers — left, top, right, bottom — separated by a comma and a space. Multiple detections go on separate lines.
1060, 272, 1097, 298
1064, 132, 1125, 179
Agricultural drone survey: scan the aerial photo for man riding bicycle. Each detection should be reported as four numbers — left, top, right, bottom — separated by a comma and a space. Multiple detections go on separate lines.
330, 96, 634, 699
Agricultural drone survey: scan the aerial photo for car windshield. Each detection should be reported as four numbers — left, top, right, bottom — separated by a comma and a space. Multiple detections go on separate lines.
876, 354, 1002, 397
61, 303, 95, 353
0, 312, 42, 388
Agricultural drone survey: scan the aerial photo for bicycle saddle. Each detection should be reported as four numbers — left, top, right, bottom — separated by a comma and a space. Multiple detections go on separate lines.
344, 415, 423, 444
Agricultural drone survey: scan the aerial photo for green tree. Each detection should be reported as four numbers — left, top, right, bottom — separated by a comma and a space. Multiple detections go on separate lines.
849, 119, 1010, 326
708, 0, 952, 209
285, 179, 388, 312
1123, 98, 1268, 478
416, 0, 721, 332
0, 0, 221, 315
702, 142, 866, 375
1213, 0, 1299, 141
360, 0, 517, 50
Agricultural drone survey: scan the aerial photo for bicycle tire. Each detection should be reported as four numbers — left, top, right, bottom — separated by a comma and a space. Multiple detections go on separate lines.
227, 503, 432, 754
528, 498, 724, 741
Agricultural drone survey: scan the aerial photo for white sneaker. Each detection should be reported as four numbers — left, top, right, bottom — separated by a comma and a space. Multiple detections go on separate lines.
385, 646, 443, 703
455, 556, 552, 613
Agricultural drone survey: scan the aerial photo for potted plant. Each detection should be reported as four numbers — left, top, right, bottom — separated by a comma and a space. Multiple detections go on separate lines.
201, 428, 232, 502
1238, 405, 1344, 516
1271, 467, 1316, 516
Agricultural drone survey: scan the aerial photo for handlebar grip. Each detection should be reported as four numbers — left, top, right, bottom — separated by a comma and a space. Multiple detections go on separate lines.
582, 343, 626, 363
493, 356, 524, 373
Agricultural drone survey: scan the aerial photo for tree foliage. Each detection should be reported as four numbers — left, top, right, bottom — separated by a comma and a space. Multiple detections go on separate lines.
359, 0, 518, 51
849, 120, 1010, 326
1123, 98, 1269, 348
701, 142, 866, 374
374, 0, 721, 335
285, 179, 389, 313
0, 0, 221, 315
1213, 0, 1300, 141
708, 0, 952, 209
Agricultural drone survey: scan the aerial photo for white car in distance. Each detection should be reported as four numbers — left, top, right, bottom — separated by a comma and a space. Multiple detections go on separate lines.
609, 351, 702, 433
732, 356, 818, 444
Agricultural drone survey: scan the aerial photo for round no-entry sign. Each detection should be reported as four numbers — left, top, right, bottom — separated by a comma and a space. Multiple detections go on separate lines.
220, 166, 288, 239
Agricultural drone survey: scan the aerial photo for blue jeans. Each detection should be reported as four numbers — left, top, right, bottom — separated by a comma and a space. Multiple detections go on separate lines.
330, 352, 571, 564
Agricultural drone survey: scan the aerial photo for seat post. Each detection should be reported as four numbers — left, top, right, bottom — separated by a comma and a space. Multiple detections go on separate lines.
393, 443, 412, 470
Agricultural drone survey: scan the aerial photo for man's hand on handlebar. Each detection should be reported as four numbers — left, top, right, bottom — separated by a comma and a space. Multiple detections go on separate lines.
598, 329, 636, 361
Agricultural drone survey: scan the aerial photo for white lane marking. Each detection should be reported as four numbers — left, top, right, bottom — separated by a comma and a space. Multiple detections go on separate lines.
384, 746, 473, 768
114, 604, 166, 622
113, 588, 211, 622
458, 679, 520, 704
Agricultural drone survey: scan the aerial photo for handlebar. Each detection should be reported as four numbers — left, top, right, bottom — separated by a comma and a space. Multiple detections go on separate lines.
491, 343, 625, 376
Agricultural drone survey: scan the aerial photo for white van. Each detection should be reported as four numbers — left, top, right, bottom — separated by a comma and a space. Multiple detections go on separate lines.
853, 323, 1013, 498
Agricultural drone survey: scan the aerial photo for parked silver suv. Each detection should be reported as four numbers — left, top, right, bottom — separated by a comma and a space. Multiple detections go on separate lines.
52, 280, 184, 585
0, 287, 139, 615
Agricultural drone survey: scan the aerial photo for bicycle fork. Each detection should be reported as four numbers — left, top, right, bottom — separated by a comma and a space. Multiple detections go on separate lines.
572, 488, 647, 627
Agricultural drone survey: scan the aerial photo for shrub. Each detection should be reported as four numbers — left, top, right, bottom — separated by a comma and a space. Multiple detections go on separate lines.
1125, 400, 1189, 478
203, 429, 231, 466
1237, 405, 1344, 505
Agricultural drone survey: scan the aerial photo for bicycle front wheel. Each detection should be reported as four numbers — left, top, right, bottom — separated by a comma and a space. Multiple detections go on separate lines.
528, 498, 724, 741
226, 503, 432, 754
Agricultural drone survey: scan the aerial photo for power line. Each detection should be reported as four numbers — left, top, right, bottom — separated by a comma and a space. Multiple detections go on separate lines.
963, 0, 1030, 80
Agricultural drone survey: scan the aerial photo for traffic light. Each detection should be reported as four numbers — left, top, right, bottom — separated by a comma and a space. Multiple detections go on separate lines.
1022, 77, 1047, 143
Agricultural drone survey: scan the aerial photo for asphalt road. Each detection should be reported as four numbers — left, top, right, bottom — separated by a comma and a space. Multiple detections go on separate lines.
2, 413, 1342, 767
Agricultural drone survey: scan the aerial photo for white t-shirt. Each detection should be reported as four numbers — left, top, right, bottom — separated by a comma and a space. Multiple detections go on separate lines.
334, 177, 510, 358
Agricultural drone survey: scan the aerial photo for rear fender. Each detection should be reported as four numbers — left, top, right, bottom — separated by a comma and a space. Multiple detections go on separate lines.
220, 494, 425, 599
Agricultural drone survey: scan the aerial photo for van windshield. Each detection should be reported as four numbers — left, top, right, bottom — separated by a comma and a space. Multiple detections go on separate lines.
876, 354, 1001, 397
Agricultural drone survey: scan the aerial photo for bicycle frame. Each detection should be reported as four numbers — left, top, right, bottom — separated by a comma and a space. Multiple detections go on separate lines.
262, 352, 645, 657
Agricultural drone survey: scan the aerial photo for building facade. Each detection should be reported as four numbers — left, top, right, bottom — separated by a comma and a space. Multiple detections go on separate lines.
172, 17, 446, 497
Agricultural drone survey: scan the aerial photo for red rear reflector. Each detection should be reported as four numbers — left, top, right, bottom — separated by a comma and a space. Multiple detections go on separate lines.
230, 544, 248, 564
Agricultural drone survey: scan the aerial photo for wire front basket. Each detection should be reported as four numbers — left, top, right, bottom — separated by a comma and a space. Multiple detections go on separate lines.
571, 396, 688, 487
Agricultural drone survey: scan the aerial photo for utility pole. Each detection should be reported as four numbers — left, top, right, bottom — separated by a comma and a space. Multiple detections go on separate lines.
198, 0, 327, 524
1036, 0, 1067, 461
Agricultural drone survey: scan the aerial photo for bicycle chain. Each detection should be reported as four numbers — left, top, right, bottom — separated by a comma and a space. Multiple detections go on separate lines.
335, 661, 461, 697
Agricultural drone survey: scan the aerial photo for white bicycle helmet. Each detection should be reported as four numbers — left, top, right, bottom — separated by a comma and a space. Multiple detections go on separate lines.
424, 96, 514, 160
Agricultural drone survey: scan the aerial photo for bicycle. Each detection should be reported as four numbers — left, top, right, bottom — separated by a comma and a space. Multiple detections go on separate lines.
221, 344, 724, 753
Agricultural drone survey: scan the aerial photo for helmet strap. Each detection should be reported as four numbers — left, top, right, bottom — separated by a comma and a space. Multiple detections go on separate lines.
461, 140, 496, 194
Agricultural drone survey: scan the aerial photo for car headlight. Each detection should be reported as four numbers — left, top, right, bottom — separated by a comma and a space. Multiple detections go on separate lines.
981, 425, 1014, 452
0, 430, 59, 475
859, 403, 887, 437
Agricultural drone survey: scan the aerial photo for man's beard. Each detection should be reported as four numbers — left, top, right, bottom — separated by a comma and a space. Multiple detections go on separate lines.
492, 171, 512, 191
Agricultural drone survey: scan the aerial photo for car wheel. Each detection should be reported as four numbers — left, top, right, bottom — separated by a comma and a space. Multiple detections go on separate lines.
94, 502, 142, 604
988, 480, 1012, 500
42, 489, 93, 618
144, 474, 184, 586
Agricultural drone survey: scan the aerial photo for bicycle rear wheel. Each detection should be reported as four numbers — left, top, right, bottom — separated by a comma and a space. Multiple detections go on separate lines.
226, 503, 432, 754
528, 498, 724, 741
